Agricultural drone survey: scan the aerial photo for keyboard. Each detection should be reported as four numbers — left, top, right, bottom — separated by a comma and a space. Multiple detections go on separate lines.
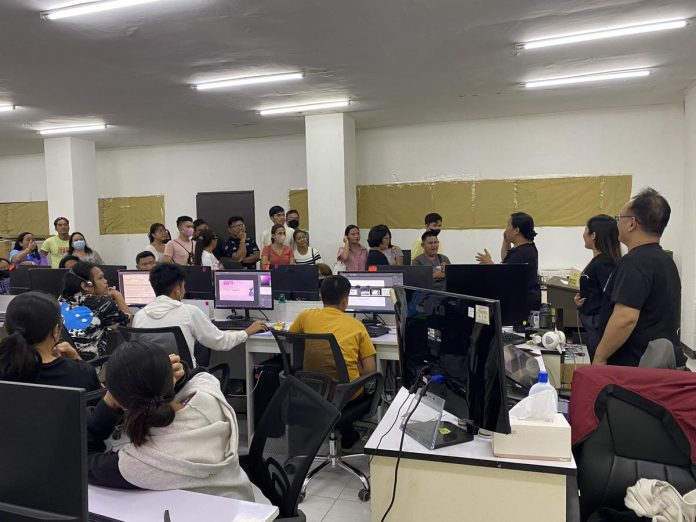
365, 324, 390, 338
501, 331, 527, 345
212, 319, 255, 330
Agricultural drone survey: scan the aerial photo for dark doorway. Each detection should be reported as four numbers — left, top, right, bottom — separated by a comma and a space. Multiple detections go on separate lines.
195, 191, 256, 240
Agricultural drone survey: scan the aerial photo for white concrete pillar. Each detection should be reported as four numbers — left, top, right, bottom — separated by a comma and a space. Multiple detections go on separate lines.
305, 113, 357, 263
44, 137, 100, 248
682, 86, 696, 349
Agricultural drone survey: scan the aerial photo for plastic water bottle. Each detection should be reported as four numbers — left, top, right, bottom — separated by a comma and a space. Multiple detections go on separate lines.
528, 371, 558, 412
277, 293, 288, 324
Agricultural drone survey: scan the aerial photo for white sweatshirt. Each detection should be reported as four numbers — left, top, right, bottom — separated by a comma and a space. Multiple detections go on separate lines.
133, 295, 247, 366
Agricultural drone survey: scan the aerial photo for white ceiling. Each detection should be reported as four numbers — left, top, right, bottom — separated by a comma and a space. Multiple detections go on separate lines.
0, 0, 695, 155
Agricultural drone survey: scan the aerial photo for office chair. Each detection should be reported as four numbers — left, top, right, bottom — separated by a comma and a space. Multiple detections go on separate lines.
117, 325, 230, 391
271, 330, 384, 502
240, 375, 340, 521
570, 366, 696, 521
219, 257, 243, 270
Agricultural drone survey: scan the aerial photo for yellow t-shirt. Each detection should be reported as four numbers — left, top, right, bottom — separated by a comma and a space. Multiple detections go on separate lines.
288, 307, 377, 386
411, 236, 443, 259
40, 236, 70, 268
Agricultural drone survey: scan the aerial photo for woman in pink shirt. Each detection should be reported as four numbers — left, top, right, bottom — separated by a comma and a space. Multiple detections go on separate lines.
337, 225, 367, 272
261, 224, 295, 268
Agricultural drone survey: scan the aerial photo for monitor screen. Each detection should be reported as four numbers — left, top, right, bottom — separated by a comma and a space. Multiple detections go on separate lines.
445, 264, 536, 326
119, 270, 156, 306
28, 268, 68, 298
0, 381, 87, 520
503, 344, 540, 391
375, 265, 433, 290
393, 285, 511, 434
271, 265, 320, 301
341, 271, 404, 314
181, 265, 214, 300
98, 265, 127, 291
214, 270, 273, 310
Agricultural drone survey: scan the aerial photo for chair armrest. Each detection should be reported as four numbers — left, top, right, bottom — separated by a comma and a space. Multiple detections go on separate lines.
87, 355, 111, 369
207, 363, 230, 394
333, 371, 384, 412
85, 387, 107, 407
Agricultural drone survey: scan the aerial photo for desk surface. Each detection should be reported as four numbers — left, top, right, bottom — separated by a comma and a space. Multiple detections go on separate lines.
365, 387, 576, 476
89, 486, 279, 522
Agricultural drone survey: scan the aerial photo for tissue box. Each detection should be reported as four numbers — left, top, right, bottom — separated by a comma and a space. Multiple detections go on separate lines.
492, 413, 571, 461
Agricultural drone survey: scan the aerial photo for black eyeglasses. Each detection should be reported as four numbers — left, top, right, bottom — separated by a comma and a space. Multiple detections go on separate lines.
614, 214, 637, 223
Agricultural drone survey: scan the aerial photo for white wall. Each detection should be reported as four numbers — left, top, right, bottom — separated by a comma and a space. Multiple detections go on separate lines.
683, 87, 696, 348
356, 104, 686, 277
0, 154, 46, 203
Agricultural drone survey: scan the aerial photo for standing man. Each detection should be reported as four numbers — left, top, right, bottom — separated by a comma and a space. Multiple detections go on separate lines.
41, 216, 71, 268
221, 216, 260, 269
411, 213, 443, 259
260, 205, 294, 248
161, 216, 196, 266
594, 188, 682, 366
412, 231, 451, 290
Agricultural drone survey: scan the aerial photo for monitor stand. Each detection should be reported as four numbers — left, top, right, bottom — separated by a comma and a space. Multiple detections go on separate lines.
362, 313, 382, 327
226, 309, 255, 328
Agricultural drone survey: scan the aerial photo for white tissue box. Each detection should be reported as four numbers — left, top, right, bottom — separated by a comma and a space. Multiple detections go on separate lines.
492, 413, 571, 462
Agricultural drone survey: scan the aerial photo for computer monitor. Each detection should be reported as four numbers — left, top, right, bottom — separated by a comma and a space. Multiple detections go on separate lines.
28, 268, 68, 298
503, 344, 540, 392
445, 264, 536, 327
214, 270, 273, 318
0, 380, 87, 521
9, 265, 49, 295
375, 265, 433, 290
271, 265, 320, 301
181, 265, 214, 300
341, 271, 404, 315
98, 264, 127, 291
118, 270, 157, 306
393, 285, 511, 435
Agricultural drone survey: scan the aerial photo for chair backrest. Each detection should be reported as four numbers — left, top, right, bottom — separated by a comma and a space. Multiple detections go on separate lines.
117, 325, 194, 368
219, 257, 242, 270
9, 265, 49, 295
243, 375, 340, 518
572, 371, 696, 520
401, 249, 411, 266
639, 338, 677, 369
28, 268, 68, 298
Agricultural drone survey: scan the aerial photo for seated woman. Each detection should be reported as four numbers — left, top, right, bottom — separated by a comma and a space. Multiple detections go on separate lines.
366, 225, 391, 268
412, 231, 451, 290
60, 261, 131, 360
59, 254, 81, 270
194, 228, 222, 270
9, 232, 47, 266
87, 341, 254, 500
293, 229, 323, 265
337, 225, 367, 272
145, 222, 167, 262
67, 232, 104, 265
261, 224, 295, 268
0, 291, 100, 390
0, 258, 10, 295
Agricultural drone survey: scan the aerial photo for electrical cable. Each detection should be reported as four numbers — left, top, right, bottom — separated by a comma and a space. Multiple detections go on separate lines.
368, 391, 414, 465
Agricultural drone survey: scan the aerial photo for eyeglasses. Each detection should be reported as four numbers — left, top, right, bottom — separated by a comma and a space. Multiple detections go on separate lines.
614, 214, 637, 223
230, 223, 244, 228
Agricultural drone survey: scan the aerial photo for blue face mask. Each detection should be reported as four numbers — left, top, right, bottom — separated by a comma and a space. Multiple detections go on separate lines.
73, 240, 86, 250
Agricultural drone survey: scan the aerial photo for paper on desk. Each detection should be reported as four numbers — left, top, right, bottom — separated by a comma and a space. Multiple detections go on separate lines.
509, 390, 557, 422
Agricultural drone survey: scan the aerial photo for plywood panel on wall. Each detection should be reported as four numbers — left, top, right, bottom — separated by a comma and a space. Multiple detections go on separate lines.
357, 183, 435, 229
0, 201, 49, 237
99, 196, 165, 235
288, 189, 309, 229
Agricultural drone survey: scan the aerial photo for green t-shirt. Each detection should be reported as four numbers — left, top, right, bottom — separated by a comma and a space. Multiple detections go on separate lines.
41, 236, 70, 268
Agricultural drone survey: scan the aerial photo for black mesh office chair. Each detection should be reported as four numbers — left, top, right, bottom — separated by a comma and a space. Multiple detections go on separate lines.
241, 375, 340, 521
271, 330, 384, 502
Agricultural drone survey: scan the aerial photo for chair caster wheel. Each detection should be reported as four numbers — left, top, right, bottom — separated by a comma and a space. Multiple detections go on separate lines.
358, 489, 370, 502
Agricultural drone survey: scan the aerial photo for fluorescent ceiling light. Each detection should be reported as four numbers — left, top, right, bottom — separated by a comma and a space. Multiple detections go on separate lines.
523, 69, 650, 89
521, 19, 687, 50
0, 105, 16, 112
259, 100, 350, 116
41, 0, 160, 20
195, 72, 304, 91
38, 124, 109, 136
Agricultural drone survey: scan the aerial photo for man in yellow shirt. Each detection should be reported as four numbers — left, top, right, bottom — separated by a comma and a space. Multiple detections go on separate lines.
40, 217, 71, 268
411, 212, 444, 259
289, 274, 377, 448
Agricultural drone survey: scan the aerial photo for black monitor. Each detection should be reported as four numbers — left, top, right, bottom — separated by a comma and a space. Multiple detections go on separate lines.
503, 344, 540, 392
9, 265, 49, 295
0, 380, 87, 521
393, 285, 511, 435
118, 270, 157, 307
214, 271, 273, 320
375, 265, 433, 290
181, 265, 214, 300
445, 264, 535, 327
271, 265, 320, 301
341, 271, 404, 315
28, 268, 68, 298
98, 264, 127, 291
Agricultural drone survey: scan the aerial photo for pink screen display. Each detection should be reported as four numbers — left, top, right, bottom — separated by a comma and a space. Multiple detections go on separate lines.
218, 279, 255, 302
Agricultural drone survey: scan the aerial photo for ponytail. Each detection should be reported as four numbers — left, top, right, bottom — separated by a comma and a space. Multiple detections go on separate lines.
0, 331, 42, 382
123, 394, 176, 446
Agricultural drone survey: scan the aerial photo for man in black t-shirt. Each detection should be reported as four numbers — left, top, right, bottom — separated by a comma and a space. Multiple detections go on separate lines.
596, 188, 682, 366
220, 215, 260, 269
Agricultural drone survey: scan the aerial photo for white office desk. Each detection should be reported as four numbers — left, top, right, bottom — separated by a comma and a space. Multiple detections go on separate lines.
365, 387, 577, 522
88, 485, 279, 522
244, 328, 398, 442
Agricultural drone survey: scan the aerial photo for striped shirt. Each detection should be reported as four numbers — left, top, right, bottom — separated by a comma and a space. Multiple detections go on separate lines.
294, 247, 323, 265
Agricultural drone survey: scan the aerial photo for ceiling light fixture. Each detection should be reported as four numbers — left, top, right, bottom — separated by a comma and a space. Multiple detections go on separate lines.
520, 19, 687, 50
38, 124, 109, 136
523, 69, 650, 89
259, 100, 350, 116
41, 0, 160, 21
194, 72, 304, 91
0, 105, 16, 112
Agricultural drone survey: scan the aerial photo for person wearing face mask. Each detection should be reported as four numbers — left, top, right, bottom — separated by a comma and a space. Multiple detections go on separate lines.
66, 231, 104, 265
411, 213, 444, 259
0, 258, 11, 295
0, 291, 101, 391
60, 261, 132, 360
162, 216, 197, 266
260, 205, 294, 248
9, 231, 47, 267
261, 224, 295, 268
